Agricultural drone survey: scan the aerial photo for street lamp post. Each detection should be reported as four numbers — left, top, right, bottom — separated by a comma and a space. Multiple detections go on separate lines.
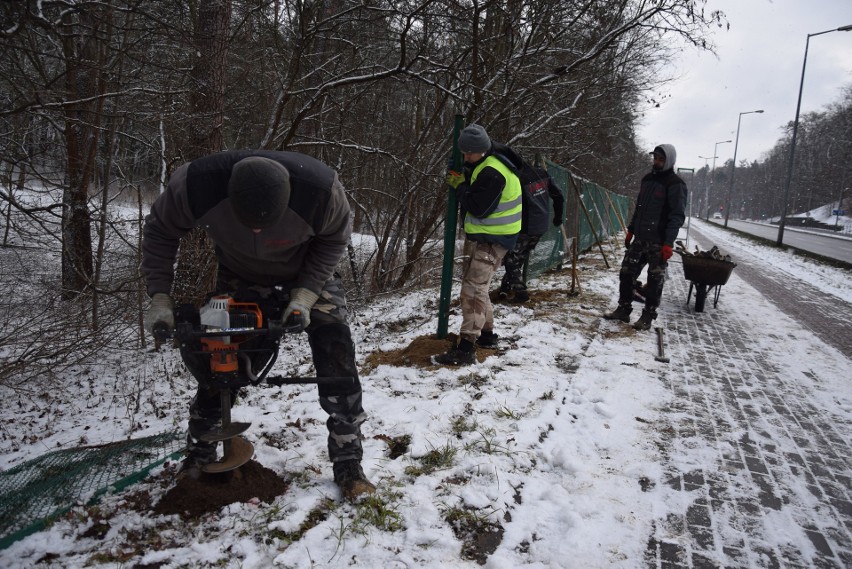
698, 156, 713, 218
776, 24, 852, 246
835, 186, 847, 230
706, 140, 731, 220
724, 110, 764, 228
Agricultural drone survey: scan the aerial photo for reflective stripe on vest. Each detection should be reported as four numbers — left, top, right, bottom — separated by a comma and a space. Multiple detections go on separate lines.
464, 156, 522, 235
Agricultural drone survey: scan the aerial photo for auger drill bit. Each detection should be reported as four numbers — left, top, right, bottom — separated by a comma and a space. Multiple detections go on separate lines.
200, 389, 254, 473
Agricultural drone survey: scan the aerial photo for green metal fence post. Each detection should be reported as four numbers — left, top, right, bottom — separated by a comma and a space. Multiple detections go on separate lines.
437, 115, 464, 338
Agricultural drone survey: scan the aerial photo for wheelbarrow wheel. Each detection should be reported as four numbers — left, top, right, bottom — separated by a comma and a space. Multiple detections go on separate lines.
694, 283, 708, 312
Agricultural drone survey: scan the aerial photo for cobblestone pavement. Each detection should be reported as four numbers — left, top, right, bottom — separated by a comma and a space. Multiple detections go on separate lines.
643, 225, 852, 568
691, 226, 852, 355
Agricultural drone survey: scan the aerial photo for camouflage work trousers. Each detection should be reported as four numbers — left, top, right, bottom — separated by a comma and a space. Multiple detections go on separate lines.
501, 233, 542, 292
459, 239, 508, 344
184, 274, 366, 465
617, 240, 667, 309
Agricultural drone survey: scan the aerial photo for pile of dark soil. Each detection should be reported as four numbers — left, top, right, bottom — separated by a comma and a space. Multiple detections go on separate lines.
361, 287, 585, 371
154, 460, 289, 519
363, 334, 456, 369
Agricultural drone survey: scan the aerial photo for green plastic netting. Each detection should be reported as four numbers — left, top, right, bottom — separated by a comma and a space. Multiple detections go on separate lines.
526, 159, 632, 280
0, 430, 185, 550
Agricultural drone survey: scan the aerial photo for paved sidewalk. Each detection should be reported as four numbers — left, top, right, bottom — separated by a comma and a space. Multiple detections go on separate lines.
641, 228, 852, 568
690, 225, 852, 355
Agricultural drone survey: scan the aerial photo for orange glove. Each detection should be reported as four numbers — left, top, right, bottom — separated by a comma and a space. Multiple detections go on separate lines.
624, 232, 633, 248
661, 245, 673, 261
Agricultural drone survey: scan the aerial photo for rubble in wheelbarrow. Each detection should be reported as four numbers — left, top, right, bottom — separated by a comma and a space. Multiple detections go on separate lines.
675, 241, 733, 263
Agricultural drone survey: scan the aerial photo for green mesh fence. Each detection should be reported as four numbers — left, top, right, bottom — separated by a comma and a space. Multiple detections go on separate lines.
0, 430, 185, 550
525, 159, 632, 280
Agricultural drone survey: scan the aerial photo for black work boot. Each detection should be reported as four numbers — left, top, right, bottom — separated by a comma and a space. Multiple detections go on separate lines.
603, 304, 632, 323
510, 289, 530, 304
476, 329, 499, 349
177, 430, 218, 481
632, 308, 657, 331
177, 451, 215, 481
434, 339, 476, 366
333, 459, 376, 501
498, 282, 511, 300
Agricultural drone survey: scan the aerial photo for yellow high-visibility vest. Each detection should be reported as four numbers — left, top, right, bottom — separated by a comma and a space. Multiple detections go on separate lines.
464, 156, 522, 236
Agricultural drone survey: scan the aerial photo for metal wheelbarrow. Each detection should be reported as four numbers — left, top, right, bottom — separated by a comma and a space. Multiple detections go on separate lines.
681, 254, 737, 312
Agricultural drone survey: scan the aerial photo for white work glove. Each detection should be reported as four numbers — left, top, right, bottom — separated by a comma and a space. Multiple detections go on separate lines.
283, 288, 320, 331
144, 293, 175, 336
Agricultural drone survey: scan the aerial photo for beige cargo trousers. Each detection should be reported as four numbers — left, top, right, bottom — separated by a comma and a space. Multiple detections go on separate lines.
459, 239, 508, 344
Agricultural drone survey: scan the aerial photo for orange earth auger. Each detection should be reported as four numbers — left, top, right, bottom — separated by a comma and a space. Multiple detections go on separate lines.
154, 295, 353, 474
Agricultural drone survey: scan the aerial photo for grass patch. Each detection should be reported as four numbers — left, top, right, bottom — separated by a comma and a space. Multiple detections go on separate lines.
494, 404, 521, 420
264, 498, 336, 545
404, 441, 458, 476
450, 414, 478, 437
351, 490, 405, 533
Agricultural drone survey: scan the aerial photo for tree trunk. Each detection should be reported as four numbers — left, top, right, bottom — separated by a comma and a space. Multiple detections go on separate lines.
172, 0, 232, 307
187, 0, 231, 156
60, 7, 110, 299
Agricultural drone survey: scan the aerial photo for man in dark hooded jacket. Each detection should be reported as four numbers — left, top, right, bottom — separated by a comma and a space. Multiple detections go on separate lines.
141, 150, 375, 500
603, 144, 687, 330
499, 157, 565, 303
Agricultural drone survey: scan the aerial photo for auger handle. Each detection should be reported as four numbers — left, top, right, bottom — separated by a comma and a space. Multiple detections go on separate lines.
265, 376, 355, 386
156, 319, 301, 344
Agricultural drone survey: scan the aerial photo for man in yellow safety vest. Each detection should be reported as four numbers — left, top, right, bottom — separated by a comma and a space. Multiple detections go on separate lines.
437, 124, 522, 365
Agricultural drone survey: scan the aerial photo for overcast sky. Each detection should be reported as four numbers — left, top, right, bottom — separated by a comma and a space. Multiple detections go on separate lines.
636, 0, 852, 174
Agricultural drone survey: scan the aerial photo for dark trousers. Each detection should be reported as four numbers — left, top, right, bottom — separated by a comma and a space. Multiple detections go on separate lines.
183, 274, 366, 464
501, 234, 542, 292
617, 241, 667, 310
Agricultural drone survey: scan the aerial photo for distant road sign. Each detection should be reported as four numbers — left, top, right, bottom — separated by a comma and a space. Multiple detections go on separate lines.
832, 209, 846, 216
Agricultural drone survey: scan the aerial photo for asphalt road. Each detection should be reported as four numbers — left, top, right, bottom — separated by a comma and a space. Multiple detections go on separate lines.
704, 218, 852, 264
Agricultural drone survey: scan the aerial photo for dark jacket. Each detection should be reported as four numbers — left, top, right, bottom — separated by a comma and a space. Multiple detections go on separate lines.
523, 168, 565, 236
142, 150, 351, 297
627, 145, 687, 246
455, 143, 520, 250
487, 143, 565, 236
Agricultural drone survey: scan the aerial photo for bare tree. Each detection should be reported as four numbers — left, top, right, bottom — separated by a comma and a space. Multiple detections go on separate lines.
170, 0, 233, 307
0, 1, 187, 382
731, 85, 851, 222
0, 0, 731, 387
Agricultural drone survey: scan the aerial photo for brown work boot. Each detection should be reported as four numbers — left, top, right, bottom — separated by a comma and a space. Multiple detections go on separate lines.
603, 304, 632, 323
333, 459, 376, 501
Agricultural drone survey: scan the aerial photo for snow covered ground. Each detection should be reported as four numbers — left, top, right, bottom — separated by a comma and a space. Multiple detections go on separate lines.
0, 219, 850, 568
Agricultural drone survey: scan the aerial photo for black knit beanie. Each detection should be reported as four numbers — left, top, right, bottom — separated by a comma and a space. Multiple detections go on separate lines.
228, 157, 290, 228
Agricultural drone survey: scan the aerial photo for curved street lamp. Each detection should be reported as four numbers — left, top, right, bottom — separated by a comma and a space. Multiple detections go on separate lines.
724, 110, 764, 228
776, 24, 852, 246
706, 140, 731, 220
